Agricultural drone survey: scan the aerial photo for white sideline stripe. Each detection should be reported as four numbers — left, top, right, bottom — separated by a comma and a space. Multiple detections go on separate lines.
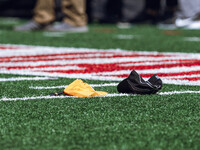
116, 35, 136, 39
97, 66, 200, 75
184, 37, 200, 42
2, 70, 200, 86
43, 32, 66, 37
159, 90, 200, 95
29, 83, 119, 89
2, 43, 200, 56
1, 91, 200, 101
29, 77, 200, 90
0, 94, 131, 101
0, 77, 57, 82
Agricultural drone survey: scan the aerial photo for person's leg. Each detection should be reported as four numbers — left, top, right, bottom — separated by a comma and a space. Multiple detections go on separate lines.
61, 0, 87, 26
33, 0, 56, 24
14, 0, 56, 31
176, 0, 200, 29
159, 0, 177, 23
166, 0, 178, 8
146, 0, 161, 11
165, 0, 178, 17
145, 0, 161, 24
178, 0, 200, 18
45, 0, 88, 32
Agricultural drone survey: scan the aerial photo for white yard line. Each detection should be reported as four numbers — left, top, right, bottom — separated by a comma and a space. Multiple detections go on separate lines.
1, 91, 200, 101
158, 90, 200, 95
0, 94, 130, 101
115, 34, 137, 39
97, 66, 200, 75
29, 82, 119, 89
0, 77, 57, 82
184, 37, 200, 42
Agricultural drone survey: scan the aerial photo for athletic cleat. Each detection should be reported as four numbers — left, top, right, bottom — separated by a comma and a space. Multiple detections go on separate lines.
45, 22, 88, 33
175, 13, 200, 29
175, 17, 192, 28
185, 13, 200, 29
14, 20, 45, 31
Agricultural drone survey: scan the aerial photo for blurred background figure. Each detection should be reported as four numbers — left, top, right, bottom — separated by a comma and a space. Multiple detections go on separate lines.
0, 0, 200, 29
0, 0, 35, 18
88, 0, 122, 23
88, 0, 178, 25
132, 0, 178, 25
175, 0, 200, 29
14, 0, 88, 32
87, 0, 144, 24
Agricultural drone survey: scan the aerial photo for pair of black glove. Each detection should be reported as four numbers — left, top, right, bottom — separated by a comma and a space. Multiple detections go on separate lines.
117, 70, 162, 95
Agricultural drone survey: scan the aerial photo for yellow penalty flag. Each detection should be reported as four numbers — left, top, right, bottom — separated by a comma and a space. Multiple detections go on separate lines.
64, 79, 108, 97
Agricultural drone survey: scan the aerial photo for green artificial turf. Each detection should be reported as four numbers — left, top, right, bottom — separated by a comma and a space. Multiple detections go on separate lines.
0, 17, 200, 150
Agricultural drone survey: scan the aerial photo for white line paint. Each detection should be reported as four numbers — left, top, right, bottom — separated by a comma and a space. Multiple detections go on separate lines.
1, 91, 200, 101
0, 94, 131, 101
43, 32, 66, 37
158, 90, 200, 95
0, 77, 57, 82
97, 66, 200, 75
115, 34, 137, 39
29, 83, 119, 89
184, 37, 200, 42
1, 44, 200, 86
2, 44, 200, 61
2, 70, 200, 86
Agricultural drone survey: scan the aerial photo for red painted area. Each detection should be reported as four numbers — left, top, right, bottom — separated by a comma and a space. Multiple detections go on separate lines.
1, 44, 200, 83
0, 53, 174, 63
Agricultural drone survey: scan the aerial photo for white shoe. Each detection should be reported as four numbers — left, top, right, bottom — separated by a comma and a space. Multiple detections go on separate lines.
45, 22, 88, 33
14, 20, 45, 31
175, 17, 192, 28
186, 21, 200, 29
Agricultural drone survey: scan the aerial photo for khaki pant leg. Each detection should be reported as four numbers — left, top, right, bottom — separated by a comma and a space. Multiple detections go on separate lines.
62, 0, 87, 26
33, 0, 56, 24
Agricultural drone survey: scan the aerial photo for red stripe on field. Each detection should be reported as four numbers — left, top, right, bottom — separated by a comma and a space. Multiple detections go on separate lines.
0, 53, 175, 63
38, 61, 200, 74
171, 77, 200, 81
103, 70, 200, 78
0, 51, 114, 59
2, 60, 200, 73
0, 46, 20, 50
0, 59, 198, 69
0, 46, 31, 50
0, 64, 76, 69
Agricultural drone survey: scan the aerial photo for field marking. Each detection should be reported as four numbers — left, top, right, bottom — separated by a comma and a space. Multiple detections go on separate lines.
0, 77, 57, 82
29, 83, 119, 89
43, 32, 66, 37
0, 94, 130, 101
184, 37, 200, 42
2, 44, 200, 86
0, 56, 189, 67
159, 90, 200, 95
115, 34, 137, 40
1, 91, 200, 101
2, 69, 200, 86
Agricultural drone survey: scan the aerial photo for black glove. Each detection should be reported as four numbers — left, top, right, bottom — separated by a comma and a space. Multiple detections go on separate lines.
117, 70, 162, 94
